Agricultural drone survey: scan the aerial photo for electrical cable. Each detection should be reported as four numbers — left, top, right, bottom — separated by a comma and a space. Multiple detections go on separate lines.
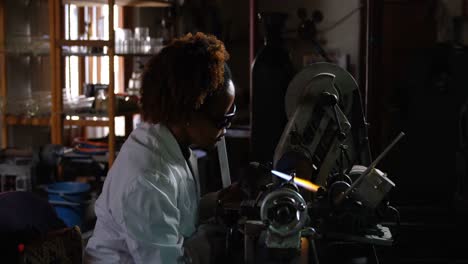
372, 245, 380, 264
387, 205, 400, 243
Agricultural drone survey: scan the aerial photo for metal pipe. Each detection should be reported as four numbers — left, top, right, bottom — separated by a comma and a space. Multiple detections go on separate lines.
337, 132, 405, 204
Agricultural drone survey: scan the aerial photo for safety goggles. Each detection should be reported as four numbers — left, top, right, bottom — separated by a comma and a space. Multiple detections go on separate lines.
201, 104, 236, 129
214, 104, 236, 129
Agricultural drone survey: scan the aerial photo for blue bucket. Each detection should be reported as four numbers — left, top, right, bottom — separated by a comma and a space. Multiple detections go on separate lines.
47, 182, 91, 228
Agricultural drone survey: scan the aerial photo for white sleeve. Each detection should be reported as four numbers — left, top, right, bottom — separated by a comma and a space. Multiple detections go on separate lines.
122, 172, 184, 264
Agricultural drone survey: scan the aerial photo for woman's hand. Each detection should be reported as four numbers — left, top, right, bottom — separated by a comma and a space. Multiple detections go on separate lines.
199, 182, 246, 223
216, 182, 246, 207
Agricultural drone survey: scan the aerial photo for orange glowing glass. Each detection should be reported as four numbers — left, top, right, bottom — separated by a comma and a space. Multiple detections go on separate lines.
271, 169, 322, 192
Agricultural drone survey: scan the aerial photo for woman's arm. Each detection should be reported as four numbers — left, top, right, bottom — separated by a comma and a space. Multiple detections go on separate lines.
122, 173, 184, 263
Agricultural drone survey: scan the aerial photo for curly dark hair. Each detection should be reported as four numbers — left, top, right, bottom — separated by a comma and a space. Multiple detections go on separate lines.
140, 32, 230, 124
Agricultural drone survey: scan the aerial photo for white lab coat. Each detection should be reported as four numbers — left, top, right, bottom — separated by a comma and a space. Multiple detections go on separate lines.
85, 123, 200, 264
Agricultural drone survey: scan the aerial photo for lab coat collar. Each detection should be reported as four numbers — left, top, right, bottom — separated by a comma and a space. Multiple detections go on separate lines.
147, 123, 200, 198
150, 123, 188, 163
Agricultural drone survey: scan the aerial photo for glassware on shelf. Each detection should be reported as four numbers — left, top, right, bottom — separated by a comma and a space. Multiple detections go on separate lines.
5, 35, 50, 56
115, 28, 124, 54
33, 91, 52, 116
134, 27, 149, 40
80, 35, 89, 54
6, 90, 51, 117
63, 88, 95, 114
127, 61, 143, 97
70, 43, 79, 54
79, 20, 92, 54
115, 27, 162, 55
115, 28, 133, 54
24, 99, 39, 117
94, 89, 108, 114
134, 27, 150, 54
127, 72, 142, 96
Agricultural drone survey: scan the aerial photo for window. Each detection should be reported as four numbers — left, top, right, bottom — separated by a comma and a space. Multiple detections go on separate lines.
64, 4, 125, 138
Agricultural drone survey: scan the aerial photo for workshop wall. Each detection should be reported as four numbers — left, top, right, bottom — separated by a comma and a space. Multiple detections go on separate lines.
217, 0, 250, 124
371, 0, 461, 207
258, 0, 361, 77
440, 0, 468, 43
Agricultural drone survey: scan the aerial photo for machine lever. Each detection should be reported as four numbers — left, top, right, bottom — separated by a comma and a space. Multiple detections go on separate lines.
336, 132, 405, 204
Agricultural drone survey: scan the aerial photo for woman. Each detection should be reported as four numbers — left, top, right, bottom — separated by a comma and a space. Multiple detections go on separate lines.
85, 32, 235, 263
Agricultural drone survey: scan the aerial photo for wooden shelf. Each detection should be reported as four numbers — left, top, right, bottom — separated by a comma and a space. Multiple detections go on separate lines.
0, 51, 50, 56
62, 0, 173, 7
115, 52, 157, 57
59, 40, 111, 47
64, 119, 110, 126
5, 115, 51, 126
63, 110, 137, 127
62, 51, 108, 57
61, 52, 156, 57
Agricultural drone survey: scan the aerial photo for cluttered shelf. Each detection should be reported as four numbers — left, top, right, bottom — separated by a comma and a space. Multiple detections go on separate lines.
5, 115, 51, 126
1, 35, 50, 56
4, 112, 137, 127
2, 88, 139, 128
63, 110, 138, 127
61, 37, 164, 57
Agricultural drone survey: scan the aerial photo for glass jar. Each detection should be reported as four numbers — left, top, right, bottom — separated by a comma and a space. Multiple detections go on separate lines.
94, 89, 107, 114
25, 98, 39, 117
